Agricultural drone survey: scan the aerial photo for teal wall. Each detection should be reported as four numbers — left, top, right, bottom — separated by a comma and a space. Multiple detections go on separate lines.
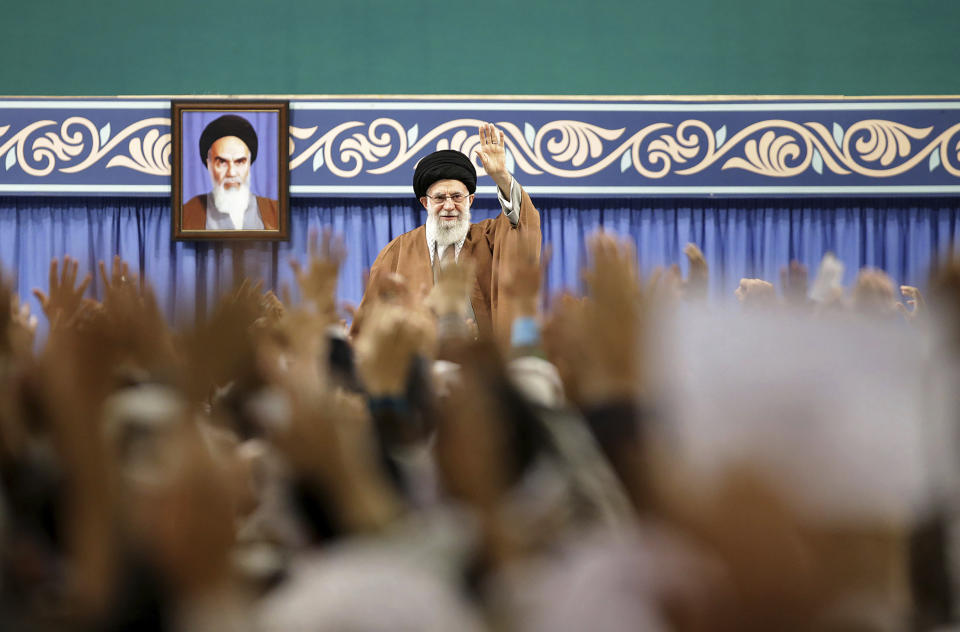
3, 0, 959, 96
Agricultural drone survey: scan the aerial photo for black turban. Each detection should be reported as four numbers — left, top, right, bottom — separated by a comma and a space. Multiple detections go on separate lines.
198, 114, 259, 165
412, 150, 476, 199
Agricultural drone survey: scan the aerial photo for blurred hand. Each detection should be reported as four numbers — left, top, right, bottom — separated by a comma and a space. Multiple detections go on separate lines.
98, 255, 135, 306
255, 289, 286, 330
543, 293, 590, 405
33, 255, 91, 327
182, 281, 265, 404
38, 303, 129, 616
579, 231, 645, 404
290, 229, 345, 323
132, 423, 236, 598
852, 268, 897, 318
735, 278, 776, 308
7, 292, 37, 360
355, 303, 435, 396
434, 344, 522, 567
262, 304, 328, 389
683, 243, 708, 301
368, 270, 428, 309
505, 242, 548, 319
94, 256, 175, 373
545, 232, 645, 408
427, 258, 476, 319
658, 467, 823, 631
645, 264, 684, 305
898, 285, 925, 322
436, 359, 508, 513
275, 386, 399, 533
780, 260, 809, 308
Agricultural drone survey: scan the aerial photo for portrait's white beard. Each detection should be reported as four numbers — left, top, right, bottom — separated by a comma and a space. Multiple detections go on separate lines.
427, 206, 471, 247
210, 173, 251, 225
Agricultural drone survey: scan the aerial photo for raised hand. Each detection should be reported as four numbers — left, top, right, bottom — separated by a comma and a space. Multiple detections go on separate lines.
898, 284, 925, 322
852, 268, 897, 317
578, 231, 645, 404
98, 254, 134, 299
434, 343, 528, 567
780, 260, 810, 309
274, 384, 400, 533
354, 303, 435, 396
86, 257, 175, 376
33, 255, 91, 325
427, 258, 476, 320
0, 275, 36, 361
97, 255, 138, 325
132, 424, 237, 599
290, 228, 345, 323
182, 281, 266, 404
505, 243, 549, 318
366, 270, 428, 309
644, 264, 683, 305
683, 242, 709, 301
95, 255, 143, 338
9, 294, 37, 359
735, 278, 776, 308
542, 292, 590, 405
476, 122, 512, 195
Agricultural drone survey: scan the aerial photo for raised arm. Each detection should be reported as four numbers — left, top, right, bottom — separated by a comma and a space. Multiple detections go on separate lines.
476, 122, 512, 198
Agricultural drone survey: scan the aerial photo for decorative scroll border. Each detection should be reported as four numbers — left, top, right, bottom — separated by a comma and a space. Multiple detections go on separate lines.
2, 98, 960, 196
0, 116, 170, 177
286, 117, 960, 179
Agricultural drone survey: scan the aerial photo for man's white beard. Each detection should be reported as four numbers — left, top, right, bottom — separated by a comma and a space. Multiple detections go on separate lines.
427, 207, 471, 247
210, 175, 250, 228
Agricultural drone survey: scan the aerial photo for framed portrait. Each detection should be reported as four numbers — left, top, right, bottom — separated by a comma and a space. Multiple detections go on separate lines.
172, 100, 289, 241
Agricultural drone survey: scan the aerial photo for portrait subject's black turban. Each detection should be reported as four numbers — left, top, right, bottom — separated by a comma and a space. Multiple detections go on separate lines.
199, 114, 259, 165
412, 150, 477, 198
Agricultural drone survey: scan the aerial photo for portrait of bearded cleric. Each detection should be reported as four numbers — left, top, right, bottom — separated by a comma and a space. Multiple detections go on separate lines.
172, 102, 288, 240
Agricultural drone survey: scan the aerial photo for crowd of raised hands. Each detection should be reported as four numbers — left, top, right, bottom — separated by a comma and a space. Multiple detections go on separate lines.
0, 231, 956, 632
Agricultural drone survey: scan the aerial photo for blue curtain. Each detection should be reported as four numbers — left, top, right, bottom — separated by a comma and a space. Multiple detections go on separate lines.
1, 195, 958, 337
539, 196, 960, 302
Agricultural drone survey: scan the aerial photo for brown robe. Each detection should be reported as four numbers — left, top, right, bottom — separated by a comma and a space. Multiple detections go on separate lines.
181, 194, 279, 230
352, 188, 541, 343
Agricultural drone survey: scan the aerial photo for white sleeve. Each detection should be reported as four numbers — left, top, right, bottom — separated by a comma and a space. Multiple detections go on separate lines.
497, 177, 522, 226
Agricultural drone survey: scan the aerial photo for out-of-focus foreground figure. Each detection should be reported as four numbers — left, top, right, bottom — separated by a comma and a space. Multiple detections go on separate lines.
0, 236, 957, 632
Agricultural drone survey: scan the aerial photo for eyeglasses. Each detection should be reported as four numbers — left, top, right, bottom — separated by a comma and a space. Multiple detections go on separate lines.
424, 192, 471, 204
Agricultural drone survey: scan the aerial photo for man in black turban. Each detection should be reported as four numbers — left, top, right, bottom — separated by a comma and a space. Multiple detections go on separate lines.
182, 114, 278, 231
352, 123, 541, 343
